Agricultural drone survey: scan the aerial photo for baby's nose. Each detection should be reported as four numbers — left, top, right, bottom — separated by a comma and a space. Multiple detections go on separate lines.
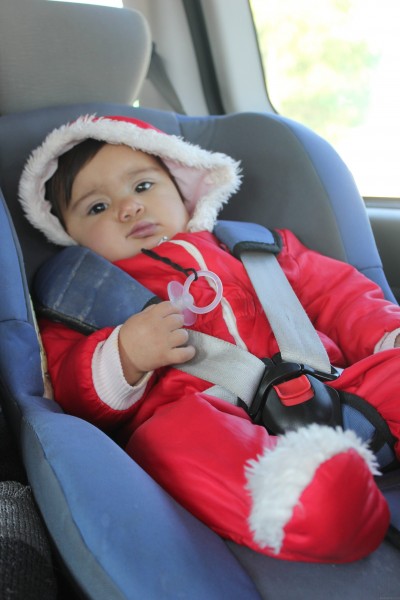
118, 196, 143, 221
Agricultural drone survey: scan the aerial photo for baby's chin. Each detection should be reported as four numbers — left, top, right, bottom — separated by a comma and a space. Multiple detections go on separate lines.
140, 233, 170, 252
107, 235, 170, 263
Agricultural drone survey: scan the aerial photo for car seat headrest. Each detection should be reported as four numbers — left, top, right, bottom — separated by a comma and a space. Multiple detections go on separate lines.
0, 0, 152, 115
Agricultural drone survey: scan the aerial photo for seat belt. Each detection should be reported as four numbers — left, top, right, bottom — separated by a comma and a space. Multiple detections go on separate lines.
146, 43, 186, 115
214, 220, 332, 375
178, 330, 265, 408
241, 252, 331, 374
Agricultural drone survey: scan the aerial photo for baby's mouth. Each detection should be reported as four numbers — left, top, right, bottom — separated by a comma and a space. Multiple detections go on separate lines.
128, 221, 158, 239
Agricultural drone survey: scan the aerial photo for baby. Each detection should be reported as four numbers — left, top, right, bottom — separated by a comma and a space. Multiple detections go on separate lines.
19, 114, 400, 563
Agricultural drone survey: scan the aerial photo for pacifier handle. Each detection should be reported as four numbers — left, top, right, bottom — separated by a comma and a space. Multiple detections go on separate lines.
167, 270, 223, 325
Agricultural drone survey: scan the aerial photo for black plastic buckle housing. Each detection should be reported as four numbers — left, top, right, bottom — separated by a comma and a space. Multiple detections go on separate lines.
249, 353, 340, 427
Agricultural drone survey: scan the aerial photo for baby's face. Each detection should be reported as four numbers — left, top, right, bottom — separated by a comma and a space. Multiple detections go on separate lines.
62, 144, 190, 261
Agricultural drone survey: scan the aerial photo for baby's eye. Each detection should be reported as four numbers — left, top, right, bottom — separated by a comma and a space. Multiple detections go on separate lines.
88, 202, 107, 215
135, 181, 153, 193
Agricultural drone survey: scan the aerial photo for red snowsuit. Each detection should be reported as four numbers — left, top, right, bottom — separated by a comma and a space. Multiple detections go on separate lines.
39, 229, 400, 562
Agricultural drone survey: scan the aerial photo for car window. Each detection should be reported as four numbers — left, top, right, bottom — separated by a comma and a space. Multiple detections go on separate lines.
250, 0, 400, 199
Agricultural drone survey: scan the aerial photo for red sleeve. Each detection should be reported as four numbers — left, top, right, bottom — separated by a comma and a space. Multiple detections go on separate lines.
39, 318, 140, 431
277, 229, 400, 364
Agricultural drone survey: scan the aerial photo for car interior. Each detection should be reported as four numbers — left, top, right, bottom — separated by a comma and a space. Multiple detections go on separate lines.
0, 1, 399, 599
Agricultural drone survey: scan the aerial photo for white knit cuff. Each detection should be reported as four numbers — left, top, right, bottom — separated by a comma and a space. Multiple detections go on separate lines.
374, 328, 400, 353
92, 325, 152, 410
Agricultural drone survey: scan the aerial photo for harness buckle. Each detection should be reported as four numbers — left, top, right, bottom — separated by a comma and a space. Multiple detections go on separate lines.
249, 354, 342, 434
274, 375, 314, 406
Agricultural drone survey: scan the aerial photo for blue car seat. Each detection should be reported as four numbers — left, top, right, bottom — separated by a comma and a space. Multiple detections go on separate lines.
0, 2, 399, 598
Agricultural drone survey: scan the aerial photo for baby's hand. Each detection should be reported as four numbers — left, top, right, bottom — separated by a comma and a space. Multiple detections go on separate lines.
118, 301, 196, 385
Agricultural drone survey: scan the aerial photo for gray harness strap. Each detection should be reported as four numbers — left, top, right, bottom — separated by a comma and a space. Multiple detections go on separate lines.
215, 220, 332, 376
177, 331, 266, 408
241, 251, 331, 374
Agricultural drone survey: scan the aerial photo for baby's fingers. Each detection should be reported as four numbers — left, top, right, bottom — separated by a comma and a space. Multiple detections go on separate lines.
170, 344, 196, 365
169, 326, 191, 348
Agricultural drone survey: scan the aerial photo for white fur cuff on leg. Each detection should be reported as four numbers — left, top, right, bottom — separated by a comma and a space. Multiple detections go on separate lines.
244, 424, 379, 554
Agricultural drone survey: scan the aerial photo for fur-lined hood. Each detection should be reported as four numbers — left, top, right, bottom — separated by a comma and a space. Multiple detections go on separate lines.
18, 114, 242, 246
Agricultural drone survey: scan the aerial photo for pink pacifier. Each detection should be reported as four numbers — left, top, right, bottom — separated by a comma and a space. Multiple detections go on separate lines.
167, 270, 223, 326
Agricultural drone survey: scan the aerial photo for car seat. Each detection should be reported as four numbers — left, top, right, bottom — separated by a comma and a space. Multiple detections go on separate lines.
0, 1, 399, 599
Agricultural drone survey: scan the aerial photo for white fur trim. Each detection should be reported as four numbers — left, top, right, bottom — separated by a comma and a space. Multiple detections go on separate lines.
245, 424, 379, 554
18, 114, 241, 246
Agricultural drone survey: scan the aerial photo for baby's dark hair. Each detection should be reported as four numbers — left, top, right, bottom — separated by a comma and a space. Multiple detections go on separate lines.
45, 138, 106, 226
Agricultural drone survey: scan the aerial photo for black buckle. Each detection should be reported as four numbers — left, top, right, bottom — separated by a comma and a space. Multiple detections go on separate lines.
249, 353, 340, 423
